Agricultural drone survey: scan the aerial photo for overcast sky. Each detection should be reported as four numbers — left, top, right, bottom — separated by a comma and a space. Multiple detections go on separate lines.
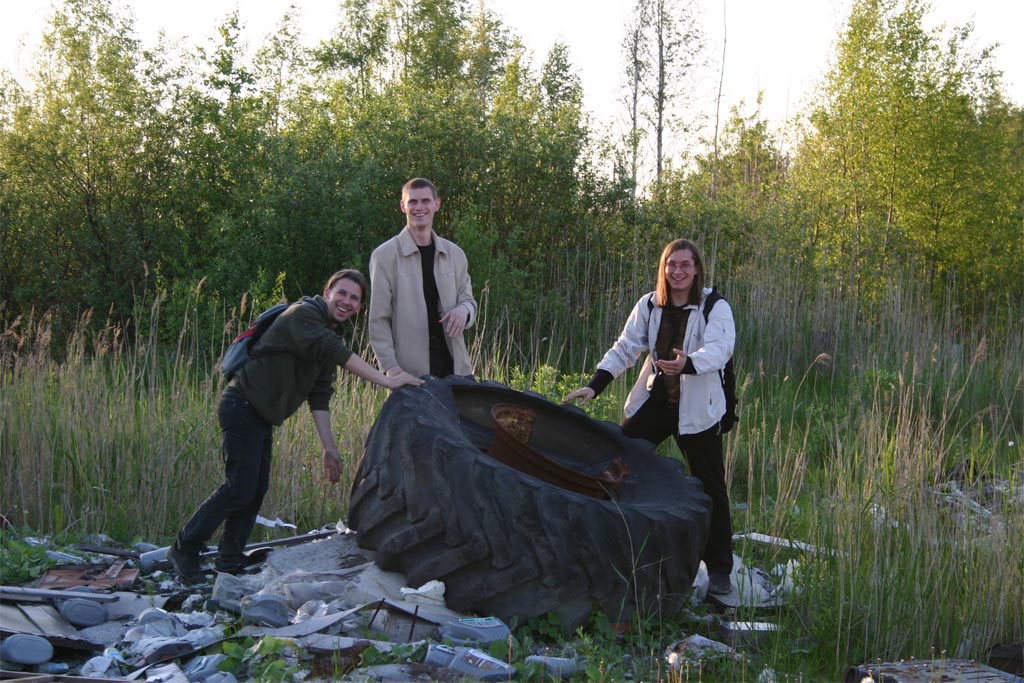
3, 0, 1022, 132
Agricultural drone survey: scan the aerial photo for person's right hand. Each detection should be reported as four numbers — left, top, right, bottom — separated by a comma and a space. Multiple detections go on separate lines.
387, 371, 424, 389
563, 387, 595, 405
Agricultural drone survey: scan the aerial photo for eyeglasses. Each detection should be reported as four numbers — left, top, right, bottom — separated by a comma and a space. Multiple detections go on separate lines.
665, 261, 695, 272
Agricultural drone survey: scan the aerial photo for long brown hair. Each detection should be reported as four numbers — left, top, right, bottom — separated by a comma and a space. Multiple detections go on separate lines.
655, 238, 705, 307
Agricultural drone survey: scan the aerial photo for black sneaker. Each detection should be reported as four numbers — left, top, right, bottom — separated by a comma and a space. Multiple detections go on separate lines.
708, 572, 732, 595
165, 543, 207, 585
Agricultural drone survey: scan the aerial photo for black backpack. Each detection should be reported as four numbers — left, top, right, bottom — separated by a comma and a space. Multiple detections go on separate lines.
647, 288, 739, 433
702, 289, 739, 433
218, 301, 292, 381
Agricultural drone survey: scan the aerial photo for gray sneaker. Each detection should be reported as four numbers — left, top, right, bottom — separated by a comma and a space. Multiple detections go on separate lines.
166, 544, 207, 585
708, 572, 732, 595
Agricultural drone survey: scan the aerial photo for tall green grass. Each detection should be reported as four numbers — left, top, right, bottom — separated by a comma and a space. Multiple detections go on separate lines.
1, 261, 1020, 679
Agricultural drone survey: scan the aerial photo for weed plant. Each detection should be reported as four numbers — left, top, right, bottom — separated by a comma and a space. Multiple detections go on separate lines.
1, 262, 1020, 681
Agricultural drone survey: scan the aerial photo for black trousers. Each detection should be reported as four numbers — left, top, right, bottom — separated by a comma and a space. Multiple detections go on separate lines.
176, 384, 273, 572
622, 397, 734, 575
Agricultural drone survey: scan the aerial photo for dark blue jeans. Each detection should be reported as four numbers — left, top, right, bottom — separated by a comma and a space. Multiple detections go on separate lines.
622, 398, 734, 576
176, 385, 273, 572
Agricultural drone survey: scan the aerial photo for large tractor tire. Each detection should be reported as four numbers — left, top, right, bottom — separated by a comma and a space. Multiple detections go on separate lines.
347, 376, 711, 630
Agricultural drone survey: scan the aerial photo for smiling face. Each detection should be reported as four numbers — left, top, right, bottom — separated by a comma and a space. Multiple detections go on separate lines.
400, 185, 441, 235
323, 276, 364, 326
664, 248, 699, 302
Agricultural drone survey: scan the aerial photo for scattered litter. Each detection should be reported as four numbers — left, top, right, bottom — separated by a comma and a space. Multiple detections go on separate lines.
867, 503, 901, 530
254, 515, 297, 530
733, 531, 820, 554
18, 520, 1015, 679
1, 632, 54, 665
664, 634, 742, 671
524, 647, 581, 678
400, 578, 445, 605
693, 554, 794, 608
847, 657, 1024, 682
57, 596, 109, 627
181, 653, 229, 682
143, 661, 190, 682
240, 593, 292, 628
437, 616, 511, 646
80, 653, 124, 678
720, 621, 779, 648
450, 647, 517, 681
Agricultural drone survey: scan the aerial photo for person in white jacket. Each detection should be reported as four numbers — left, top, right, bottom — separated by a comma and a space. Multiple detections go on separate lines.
564, 238, 736, 596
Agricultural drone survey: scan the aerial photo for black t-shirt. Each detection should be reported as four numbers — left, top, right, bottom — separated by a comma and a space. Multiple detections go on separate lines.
418, 241, 454, 376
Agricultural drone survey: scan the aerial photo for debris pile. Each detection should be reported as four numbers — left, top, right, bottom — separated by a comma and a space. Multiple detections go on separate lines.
2, 523, 1021, 682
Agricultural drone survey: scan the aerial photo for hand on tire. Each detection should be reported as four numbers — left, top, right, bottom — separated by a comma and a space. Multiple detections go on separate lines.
563, 387, 595, 405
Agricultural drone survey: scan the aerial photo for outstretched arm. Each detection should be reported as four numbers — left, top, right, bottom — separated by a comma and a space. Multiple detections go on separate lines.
343, 353, 423, 389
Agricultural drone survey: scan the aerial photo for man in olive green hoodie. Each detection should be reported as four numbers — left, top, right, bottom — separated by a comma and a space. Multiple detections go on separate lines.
166, 269, 422, 584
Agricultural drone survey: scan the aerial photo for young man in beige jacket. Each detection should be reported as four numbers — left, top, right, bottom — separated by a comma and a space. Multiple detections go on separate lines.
369, 178, 477, 378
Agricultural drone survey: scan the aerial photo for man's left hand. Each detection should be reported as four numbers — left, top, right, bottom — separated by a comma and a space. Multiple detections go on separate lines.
440, 304, 470, 337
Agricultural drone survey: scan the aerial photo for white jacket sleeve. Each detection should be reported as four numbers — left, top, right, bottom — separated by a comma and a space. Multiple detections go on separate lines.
596, 295, 653, 378
686, 297, 735, 374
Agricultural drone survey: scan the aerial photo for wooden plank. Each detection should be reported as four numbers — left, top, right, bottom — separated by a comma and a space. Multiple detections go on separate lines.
69, 544, 140, 560
0, 587, 117, 602
0, 603, 43, 634
101, 560, 126, 580
1, 671, 125, 682
19, 604, 80, 638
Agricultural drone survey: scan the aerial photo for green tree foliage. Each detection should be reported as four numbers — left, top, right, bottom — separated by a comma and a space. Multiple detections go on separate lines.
0, 0, 180, 326
670, 101, 791, 277
790, 0, 1023, 309
0, 0, 1020, 353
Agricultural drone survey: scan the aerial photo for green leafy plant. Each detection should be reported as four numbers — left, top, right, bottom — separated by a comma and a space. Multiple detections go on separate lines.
357, 642, 421, 667
0, 533, 52, 584
218, 636, 300, 682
